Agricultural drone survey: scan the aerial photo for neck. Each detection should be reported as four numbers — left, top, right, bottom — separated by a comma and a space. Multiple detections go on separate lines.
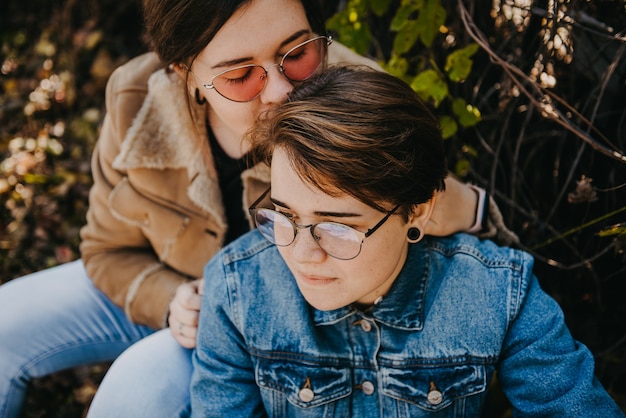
208, 109, 248, 159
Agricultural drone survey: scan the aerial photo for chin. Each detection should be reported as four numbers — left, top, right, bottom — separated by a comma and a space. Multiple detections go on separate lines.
302, 294, 344, 312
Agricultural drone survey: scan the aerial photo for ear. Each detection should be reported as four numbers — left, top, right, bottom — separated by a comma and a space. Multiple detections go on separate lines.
170, 62, 188, 81
407, 192, 438, 241
170, 63, 201, 97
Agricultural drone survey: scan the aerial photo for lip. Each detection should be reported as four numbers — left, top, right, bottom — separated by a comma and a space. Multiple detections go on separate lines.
297, 272, 337, 286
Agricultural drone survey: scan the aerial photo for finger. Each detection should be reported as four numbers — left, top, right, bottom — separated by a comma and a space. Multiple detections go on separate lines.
174, 281, 203, 310
184, 291, 203, 311
172, 328, 196, 348
168, 304, 200, 327
169, 311, 200, 328
170, 319, 198, 349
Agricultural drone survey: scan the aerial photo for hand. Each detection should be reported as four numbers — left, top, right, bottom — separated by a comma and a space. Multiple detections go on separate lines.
168, 278, 204, 348
424, 176, 478, 236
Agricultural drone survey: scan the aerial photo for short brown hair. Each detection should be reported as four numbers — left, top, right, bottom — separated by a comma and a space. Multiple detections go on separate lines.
250, 65, 447, 218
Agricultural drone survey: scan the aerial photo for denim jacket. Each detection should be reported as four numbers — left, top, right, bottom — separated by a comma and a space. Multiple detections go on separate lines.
191, 231, 623, 417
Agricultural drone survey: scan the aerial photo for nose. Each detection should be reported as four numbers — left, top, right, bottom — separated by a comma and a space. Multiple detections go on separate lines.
259, 64, 293, 105
290, 227, 327, 263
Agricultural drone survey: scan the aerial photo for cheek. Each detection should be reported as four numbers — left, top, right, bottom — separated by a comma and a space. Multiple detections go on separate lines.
234, 110, 257, 138
359, 234, 408, 273
207, 99, 262, 150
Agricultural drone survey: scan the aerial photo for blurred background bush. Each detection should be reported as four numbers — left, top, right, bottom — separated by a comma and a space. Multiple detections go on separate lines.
1, 0, 624, 416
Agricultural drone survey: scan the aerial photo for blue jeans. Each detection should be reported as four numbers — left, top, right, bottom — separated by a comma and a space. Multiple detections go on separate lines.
0, 260, 192, 418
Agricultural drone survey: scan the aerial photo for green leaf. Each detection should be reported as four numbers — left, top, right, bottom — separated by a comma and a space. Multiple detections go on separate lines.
452, 97, 481, 127
445, 43, 479, 82
383, 54, 409, 79
410, 69, 448, 107
326, 2, 372, 56
462, 144, 478, 157
439, 115, 457, 139
597, 223, 626, 237
393, 20, 419, 54
13, 31, 28, 47
455, 158, 471, 177
416, 0, 446, 47
368, 0, 391, 16
390, 4, 417, 31
23, 173, 49, 184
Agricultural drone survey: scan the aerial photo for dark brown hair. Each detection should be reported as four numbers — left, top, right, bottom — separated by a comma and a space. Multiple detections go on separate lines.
142, 0, 327, 67
250, 65, 447, 218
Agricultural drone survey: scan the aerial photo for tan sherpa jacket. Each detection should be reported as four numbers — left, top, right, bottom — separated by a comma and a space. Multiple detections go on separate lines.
79, 44, 383, 329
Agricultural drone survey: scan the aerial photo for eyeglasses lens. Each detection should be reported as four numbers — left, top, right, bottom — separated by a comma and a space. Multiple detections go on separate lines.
253, 209, 362, 260
212, 37, 326, 102
313, 223, 362, 260
254, 210, 294, 246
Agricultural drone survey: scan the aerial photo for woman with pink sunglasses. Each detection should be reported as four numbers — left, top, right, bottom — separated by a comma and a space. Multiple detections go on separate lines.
0, 1, 513, 416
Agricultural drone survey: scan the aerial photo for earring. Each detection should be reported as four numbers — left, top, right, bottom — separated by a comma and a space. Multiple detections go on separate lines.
195, 88, 207, 105
407, 227, 421, 243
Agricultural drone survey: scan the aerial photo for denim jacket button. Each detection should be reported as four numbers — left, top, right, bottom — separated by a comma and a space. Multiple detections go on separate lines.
360, 320, 372, 332
361, 381, 375, 395
427, 389, 443, 405
299, 388, 315, 402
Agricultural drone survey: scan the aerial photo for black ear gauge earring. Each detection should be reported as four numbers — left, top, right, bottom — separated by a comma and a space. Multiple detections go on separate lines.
407, 227, 421, 243
195, 88, 207, 105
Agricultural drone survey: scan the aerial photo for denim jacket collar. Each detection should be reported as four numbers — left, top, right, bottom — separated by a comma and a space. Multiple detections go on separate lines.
312, 244, 429, 331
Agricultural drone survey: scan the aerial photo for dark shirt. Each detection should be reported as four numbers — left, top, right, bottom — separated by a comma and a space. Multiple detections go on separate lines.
207, 125, 250, 245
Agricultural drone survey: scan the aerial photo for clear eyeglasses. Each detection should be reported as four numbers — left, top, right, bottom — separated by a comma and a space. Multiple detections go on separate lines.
249, 188, 399, 260
194, 35, 332, 102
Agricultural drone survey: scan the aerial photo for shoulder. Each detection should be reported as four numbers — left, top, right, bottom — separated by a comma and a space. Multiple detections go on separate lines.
418, 233, 535, 304
102, 53, 167, 140
424, 233, 534, 274
204, 231, 286, 281
328, 41, 383, 70
203, 231, 302, 314
415, 234, 537, 326
106, 52, 164, 96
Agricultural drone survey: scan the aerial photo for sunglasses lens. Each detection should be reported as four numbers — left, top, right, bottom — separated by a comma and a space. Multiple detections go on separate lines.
281, 38, 326, 82
209, 38, 327, 102
212, 65, 267, 102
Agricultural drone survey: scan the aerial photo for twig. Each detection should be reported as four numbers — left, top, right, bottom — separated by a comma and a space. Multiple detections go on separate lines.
457, 0, 626, 164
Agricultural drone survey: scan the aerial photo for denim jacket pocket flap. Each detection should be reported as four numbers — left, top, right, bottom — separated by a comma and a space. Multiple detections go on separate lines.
382, 364, 486, 411
256, 358, 352, 408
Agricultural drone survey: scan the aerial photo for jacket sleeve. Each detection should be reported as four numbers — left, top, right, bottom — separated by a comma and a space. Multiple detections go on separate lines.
191, 254, 266, 418
327, 41, 384, 70
498, 271, 624, 417
79, 53, 189, 330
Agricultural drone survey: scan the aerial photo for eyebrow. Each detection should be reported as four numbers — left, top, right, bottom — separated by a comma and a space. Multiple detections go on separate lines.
270, 198, 363, 219
211, 29, 312, 69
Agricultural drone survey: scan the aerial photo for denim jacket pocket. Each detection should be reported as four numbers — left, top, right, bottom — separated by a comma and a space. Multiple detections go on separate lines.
381, 363, 487, 413
256, 357, 352, 415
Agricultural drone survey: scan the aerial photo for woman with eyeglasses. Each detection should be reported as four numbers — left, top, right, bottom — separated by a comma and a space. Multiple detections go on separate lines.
191, 65, 623, 417
0, 0, 514, 417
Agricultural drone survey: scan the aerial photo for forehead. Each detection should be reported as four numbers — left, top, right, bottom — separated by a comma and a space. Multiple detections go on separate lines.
270, 148, 356, 209
196, 0, 311, 66
271, 149, 321, 197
